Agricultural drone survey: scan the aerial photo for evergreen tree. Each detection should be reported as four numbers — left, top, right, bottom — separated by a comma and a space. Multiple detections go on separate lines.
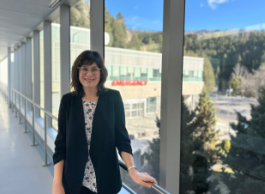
127, 34, 142, 50
203, 57, 216, 94
218, 86, 265, 193
191, 86, 219, 193
143, 116, 161, 183
144, 96, 205, 194
105, 8, 114, 33
111, 12, 127, 48
194, 87, 219, 162
70, 0, 90, 28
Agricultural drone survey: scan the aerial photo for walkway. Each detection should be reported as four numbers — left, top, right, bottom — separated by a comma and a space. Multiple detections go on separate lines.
0, 95, 53, 194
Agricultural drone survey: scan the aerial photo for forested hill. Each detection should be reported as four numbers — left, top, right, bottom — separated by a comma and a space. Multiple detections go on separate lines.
70, 0, 265, 92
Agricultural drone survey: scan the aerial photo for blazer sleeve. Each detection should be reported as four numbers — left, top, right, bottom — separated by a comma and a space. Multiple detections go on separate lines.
115, 91, 133, 158
53, 94, 67, 165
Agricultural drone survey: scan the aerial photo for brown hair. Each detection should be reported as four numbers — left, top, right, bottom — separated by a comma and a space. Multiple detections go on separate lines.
69, 50, 108, 97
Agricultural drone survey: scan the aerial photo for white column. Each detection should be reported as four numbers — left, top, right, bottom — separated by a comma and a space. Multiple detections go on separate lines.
159, 0, 185, 193
26, 37, 32, 111
8, 47, 11, 107
21, 42, 26, 108
60, 5, 70, 98
90, 0, 104, 58
33, 30, 40, 118
18, 45, 22, 94
44, 21, 52, 127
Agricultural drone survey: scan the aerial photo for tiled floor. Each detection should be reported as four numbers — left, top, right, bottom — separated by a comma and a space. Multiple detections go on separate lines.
0, 96, 53, 194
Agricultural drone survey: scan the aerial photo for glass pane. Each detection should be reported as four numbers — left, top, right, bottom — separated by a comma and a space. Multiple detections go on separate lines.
104, 0, 163, 192
181, 1, 265, 193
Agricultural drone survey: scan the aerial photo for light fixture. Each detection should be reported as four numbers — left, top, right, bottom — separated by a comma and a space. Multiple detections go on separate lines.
49, 0, 62, 8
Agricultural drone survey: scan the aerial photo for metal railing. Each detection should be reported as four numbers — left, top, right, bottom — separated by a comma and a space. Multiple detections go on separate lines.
11, 88, 57, 166
119, 160, 170, 194
9, 88, 170, 194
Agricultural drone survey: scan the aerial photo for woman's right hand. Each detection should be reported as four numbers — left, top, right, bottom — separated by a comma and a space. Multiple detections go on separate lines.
52, 182, 65, 194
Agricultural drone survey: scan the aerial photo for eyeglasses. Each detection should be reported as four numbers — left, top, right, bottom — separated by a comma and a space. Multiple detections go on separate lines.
78, 66, 101, 75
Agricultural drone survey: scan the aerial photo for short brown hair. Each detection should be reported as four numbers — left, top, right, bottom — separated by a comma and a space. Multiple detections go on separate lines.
69, 50, 108, 97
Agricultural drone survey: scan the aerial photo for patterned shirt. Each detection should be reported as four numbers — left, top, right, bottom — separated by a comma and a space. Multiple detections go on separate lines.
82, 99, 98, 193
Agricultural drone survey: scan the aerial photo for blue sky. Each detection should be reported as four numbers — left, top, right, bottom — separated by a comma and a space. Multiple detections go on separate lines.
105, 0, 265, 32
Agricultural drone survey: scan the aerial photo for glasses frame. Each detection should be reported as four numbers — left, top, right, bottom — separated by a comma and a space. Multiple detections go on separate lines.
78, 66, 101, 75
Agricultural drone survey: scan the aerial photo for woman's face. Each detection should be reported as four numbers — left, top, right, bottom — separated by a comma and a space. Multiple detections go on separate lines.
79, 62, 101, 89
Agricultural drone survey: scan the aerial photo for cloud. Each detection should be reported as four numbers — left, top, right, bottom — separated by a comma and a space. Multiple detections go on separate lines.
132, 16, 139, 21
134, 6, 138, 9
125, 16, 162, 30
208, 0, 230, 9
200, 2, 204, 7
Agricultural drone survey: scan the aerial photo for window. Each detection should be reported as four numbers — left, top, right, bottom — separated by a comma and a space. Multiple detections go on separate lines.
180, 0, 265, 193
147, 97, 156, 113
104, 0, 163, 192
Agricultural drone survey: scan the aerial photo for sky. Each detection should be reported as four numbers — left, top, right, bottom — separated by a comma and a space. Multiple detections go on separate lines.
105, 0, 265, 32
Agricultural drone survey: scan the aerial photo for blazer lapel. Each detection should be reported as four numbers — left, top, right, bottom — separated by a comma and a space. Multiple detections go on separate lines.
72, 95, 88, 152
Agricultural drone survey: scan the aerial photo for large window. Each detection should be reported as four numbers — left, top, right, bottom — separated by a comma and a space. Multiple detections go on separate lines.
180, 0, 265, 193
105, 1, 163, 193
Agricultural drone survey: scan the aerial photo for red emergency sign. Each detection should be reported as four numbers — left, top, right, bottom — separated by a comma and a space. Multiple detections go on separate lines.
112, 80, 148, 86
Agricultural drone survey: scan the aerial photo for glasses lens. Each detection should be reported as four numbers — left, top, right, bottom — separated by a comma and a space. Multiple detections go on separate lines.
79, 67, 100, 75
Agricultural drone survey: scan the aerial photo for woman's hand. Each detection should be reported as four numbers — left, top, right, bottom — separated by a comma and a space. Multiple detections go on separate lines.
129, 168, 158, 188
52, 181, 65, 194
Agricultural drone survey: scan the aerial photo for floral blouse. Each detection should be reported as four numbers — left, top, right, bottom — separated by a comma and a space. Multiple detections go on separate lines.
82, 99, 98, 193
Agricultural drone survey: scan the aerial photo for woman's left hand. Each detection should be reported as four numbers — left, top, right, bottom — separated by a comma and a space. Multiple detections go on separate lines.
129, 168, 158, 188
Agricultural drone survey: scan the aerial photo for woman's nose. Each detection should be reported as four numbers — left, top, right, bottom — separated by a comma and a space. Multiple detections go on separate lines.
86, 70, 93, 76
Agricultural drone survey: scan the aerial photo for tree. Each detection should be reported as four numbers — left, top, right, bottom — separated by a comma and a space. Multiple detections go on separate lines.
203, 57, 216, 94
241, 64, 265, 99
108, 12, 127, 48
143, 116, 161, 183
70, 0, 90, 28
218, 86, 265, 193
191, 87, 220, 193
127, 34, 142, 50
229, 77, 241, 96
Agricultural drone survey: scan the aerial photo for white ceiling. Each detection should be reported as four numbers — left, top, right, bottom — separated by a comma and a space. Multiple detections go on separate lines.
0, 0, 77, 61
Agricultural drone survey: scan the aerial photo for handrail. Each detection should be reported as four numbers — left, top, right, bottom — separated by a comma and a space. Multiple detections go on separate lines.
12, 88, 56, 166
10, 88, 170, 194
119, 160, 170, 194
12, 89, 58, 121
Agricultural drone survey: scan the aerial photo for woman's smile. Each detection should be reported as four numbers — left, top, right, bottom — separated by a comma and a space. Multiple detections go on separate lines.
84, 78, 95, 83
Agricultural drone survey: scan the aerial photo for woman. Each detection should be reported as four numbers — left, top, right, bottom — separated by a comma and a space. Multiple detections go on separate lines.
52, 50, 157, 194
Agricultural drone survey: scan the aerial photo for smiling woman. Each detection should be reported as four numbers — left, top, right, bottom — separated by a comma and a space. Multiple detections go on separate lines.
53, 50, 158, 194
70, 50, 108, 97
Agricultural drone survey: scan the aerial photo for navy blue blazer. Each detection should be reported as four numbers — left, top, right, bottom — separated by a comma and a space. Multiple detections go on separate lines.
52, 88, 133, 194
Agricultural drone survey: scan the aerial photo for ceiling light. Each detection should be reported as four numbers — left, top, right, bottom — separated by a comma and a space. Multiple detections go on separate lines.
49, 0, 62, 8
